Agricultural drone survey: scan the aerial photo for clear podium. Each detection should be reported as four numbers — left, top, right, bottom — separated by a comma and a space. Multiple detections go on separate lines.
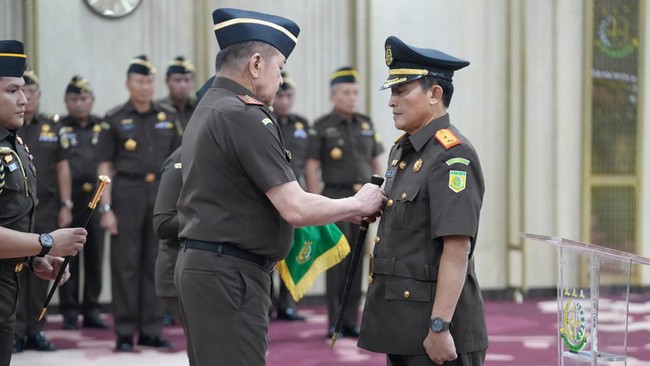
522, 233, 650, 365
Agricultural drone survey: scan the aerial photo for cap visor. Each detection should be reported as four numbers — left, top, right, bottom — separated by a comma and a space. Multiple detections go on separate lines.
380, 74, 423, 90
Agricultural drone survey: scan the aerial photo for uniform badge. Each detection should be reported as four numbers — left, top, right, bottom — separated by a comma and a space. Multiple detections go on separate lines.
237, 94, 265, 106
124, 138, 137, 151
93, 124, 102, 133
261, 118, 273, 126
174, 163, 182, 169
413, 159, 423, 172
41, 124, 50, 133
101, 122, 111, 130
120, 119, 133, 125
157, 112, 167, 121
7, 161, 19, 172
385, 43, 394, 66
330, 147, 343, 160
361, 122, 371, 130
445, 157, 470, 166
448, 170, 467, 193
399, 161, 407, 170
3, 154, 12, 164
82, 183, 93, 192
16, 136, 23, 145
385, 170, 395, 178
60, 134, 70, 149
391, 159, 398, 167
294, 122, 304, 130
435, 129, 461, 149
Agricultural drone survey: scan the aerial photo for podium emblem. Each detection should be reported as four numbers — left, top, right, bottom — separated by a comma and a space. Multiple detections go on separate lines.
560, 288, 589, 352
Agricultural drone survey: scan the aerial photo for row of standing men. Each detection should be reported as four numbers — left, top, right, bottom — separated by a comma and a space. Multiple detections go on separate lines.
0, 45, 383, 359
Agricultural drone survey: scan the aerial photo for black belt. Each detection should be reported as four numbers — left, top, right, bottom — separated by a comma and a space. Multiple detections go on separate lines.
325, 183, 365, 192
115, 172, 159, 183
0, 259, 26, 273
182, 239, 277, 272
370, 256, 438, 282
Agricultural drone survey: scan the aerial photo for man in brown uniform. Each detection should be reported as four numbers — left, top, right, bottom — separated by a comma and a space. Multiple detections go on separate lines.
358, 36, 488, 366
305, 66, 384, 338
58, 76, 108, 330
96, 55, 180, 352
159, 56, 196, 130
15, 68, 73, 353
0, 39, 87, 366
270, 71, 308, 321
175, 8, 386, 366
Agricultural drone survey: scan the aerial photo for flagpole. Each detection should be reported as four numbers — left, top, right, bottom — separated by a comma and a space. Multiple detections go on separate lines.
330, 175, 384, 349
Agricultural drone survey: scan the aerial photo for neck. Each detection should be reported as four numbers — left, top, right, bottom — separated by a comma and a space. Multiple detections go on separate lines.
337, 110, 354, 122
171, 95, 189, 109
75, 115, 90, 127
218, 69, 255, 95
131, 99, 151, 113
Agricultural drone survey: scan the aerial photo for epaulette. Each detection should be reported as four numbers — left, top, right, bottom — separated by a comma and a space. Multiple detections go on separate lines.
237, 94, 265, 106
393, 133, 407, 145
105, 103, 125, 118
435, 128, 461, 149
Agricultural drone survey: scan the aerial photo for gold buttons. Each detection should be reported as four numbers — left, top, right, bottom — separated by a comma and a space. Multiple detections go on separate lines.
401, 192, 407, 200
14, 263, 23, 273
399, 161, 407, 169
374, 236, 381, 244
403, 290, 411, 299
145, 173, 156, 183
386, 199, 394, 207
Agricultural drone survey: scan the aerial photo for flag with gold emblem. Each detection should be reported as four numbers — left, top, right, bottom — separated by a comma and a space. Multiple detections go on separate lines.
278, 224, 350, 302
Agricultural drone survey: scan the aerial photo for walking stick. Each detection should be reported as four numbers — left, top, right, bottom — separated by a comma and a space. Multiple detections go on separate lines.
330, 175, 384, 349
38, 175, 111, 321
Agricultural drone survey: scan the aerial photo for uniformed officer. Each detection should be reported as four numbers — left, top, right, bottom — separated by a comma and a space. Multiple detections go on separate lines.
270, 71, 308, 321
158, 56, 196, 130
14, 67, 74, 353
0, 39, 86, 366
357, 36, 488, 366
304, 66, 384, 338
96, 55, 180, 352
58, 76, 107, 330
175, 8, 385, 366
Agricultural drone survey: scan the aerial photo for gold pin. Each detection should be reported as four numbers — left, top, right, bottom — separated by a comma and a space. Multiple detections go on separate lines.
294, 122, 304, 130
386, 199, 394, 207
124, 138, 137, 151
374, 236, 381, 244
401, 192, 407, 200
83, 183, 93, 192
157, 111, 167, 121
330, 147, 342, 160
391, 159, 398, 166
93, 124, 102, 133
16, 136, 23, 145
41, 124, 50, 132
3, 154, 12, 164
361, 122, 370, 130
413, 159, 423, 173
399, 161, 407, 170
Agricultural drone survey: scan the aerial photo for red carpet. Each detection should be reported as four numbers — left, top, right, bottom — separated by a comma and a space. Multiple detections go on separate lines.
18, 298, 650, 365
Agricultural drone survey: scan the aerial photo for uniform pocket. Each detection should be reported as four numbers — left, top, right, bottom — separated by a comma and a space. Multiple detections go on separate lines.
387, 183, 421, 229
385, 278, 432, 302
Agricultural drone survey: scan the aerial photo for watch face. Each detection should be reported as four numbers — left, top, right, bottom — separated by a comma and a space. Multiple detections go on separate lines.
40, 233, 53, 247
432, 318, 444, 331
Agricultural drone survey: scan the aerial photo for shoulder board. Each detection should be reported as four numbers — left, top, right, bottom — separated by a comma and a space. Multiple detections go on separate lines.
237, 94, 265, 106
435, 128, 461, 149
105, 103, 126, 118
393, 133, 407, 145
156, 101, 177, 114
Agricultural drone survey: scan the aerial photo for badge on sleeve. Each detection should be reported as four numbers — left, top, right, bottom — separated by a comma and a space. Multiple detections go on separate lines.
448, 170, 466, 193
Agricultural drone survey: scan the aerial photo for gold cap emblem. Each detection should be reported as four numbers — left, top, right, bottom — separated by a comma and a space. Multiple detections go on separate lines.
413, 159, 423, 173
330, 147, 343, 160
124, 138, 137, 151
385, 44, 394, 66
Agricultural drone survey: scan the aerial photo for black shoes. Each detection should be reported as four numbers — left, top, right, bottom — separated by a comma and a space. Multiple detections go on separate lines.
63, 315, 78, 330
24, 331, 57, 351
115, 336, 134, 352
137, 335, 174, 350
83, 314, 109, 329
276, 307, 306, 321
12, 336, 24, 353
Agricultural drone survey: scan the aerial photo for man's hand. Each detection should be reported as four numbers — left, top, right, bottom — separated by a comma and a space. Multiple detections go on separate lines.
353, 184, 386, 216
49, 227, 87, 257
31, 256, 71, 285
423, 330, 457, 365
58, 207, 73, 228
100, 211, 118, 235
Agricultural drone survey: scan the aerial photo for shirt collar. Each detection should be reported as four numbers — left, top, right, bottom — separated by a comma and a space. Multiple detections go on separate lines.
407, 113, 451, 152
0, 126, 12, 141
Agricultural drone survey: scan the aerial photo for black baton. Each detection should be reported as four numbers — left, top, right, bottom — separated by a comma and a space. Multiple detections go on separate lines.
330, 175, 384, 349
38, 175, 111, 321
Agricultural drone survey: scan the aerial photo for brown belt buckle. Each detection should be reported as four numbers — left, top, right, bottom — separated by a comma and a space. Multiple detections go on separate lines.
82, 182, 93, 192
368, 254, 374, 284
144, 173, 156, 183
353, 183, 363, 193
14, 263, 23, 273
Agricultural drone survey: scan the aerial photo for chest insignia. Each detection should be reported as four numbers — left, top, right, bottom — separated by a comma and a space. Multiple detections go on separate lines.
445, 157, 470, 166
261, 117, 273, 126
237, 94, 264, 106
3, 154, 12, 164
124, 138, 137, 151
398, 161, 407, 170
330, 147, 343, 160
93, 124, 102, 133
448, 170, 467, 193
157, 111, 167, 121
435, 128, 461, 149
385, 170, 395, 178
413, 159, 423, 173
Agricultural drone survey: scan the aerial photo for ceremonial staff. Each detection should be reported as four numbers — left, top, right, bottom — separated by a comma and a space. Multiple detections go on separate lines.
38, 175, 111, 321
330, 175, 384, 349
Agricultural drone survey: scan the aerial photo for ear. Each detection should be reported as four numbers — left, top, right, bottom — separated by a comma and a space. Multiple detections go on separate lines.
248, 53, 263, 79
430, 84, 443, 106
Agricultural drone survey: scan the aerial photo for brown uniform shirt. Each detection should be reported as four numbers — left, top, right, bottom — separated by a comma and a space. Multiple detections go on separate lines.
18, 113, 69, 232
306, 110, 383, 186
358, 114, 488, 355
275, 113, 309, 183
95, 100, 181, 177
60, 115, 102, 188
159, 96, 197, 131
178, 77, 296, 261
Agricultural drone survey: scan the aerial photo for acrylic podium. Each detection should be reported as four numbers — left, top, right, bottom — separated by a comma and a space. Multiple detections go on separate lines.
522, 233, 650, 365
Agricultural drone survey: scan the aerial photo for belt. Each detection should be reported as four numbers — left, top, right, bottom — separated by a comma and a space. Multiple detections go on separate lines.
115, 172, 158, 183
325, 183, 364, 192
0, 259, 25, 273
183, 239, 277, 272
369, 255, 437, 283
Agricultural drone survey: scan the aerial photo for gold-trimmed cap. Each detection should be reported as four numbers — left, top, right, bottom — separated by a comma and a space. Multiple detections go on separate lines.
23, 68, 39, 85
167, 55, 195, 76
212, 8, 300, 59
381, 36, 469, 90
330, 66, 359, 86
0, 40, 27, 78
127, 55, 156, 76
65, 75, 93, 94
279, 71, 295, 91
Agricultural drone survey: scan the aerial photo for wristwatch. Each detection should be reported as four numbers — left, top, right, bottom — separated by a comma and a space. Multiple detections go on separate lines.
37, 233, 54, 257
99, 203, 111, 214
62, 199, 74, 209
429, 317, 452, 333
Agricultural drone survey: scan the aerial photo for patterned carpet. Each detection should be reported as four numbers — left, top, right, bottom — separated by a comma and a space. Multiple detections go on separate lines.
9, 298, 650, 366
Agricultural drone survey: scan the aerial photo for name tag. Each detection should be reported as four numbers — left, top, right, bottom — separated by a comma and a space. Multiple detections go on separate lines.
7, 162, 19, 172
385, 170, 395, 178
155, 121, 173, 129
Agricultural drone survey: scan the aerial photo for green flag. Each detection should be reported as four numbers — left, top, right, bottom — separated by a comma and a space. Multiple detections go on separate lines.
278, 224, 349, 302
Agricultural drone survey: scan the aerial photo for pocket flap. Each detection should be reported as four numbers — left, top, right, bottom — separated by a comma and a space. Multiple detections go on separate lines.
385, 278, 432, 302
